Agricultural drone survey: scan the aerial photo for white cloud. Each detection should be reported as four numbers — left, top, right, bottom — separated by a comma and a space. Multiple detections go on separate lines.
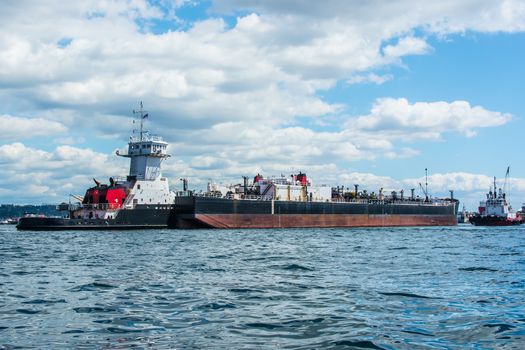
212, 0, 525, 34
0, 1, 523, 203
0, 142, 127, 201
0, 0, 521, 145
0, 115, 67, 141
383, 36, 432, 57
351, 98, 512, 138
347, 73, 393, 85
1, 0, 522, 131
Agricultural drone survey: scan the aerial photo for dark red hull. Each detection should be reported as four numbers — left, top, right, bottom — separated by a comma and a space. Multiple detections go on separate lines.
176, 213, 457, 229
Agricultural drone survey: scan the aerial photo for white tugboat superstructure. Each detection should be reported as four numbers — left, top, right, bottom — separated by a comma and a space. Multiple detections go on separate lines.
116, 102, 175, 209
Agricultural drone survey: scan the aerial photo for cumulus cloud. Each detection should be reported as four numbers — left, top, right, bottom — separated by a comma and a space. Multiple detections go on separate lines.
0, 1, 523, 203
212, 0, 525, 33
1, 0, 523, 130
347, 73, 393, 85
383, 36, 432, 58
351, 98, 512, 138
0, 115, 67, 141
0, 142, 127, 201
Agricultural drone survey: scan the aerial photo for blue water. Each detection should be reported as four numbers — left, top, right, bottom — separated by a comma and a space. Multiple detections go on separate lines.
1, 225, 525, 349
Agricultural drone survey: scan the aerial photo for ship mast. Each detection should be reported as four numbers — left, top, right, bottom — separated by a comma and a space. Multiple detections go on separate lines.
119, 102, 169, 181
133, 101, 148, 141
493, 176, 497, 199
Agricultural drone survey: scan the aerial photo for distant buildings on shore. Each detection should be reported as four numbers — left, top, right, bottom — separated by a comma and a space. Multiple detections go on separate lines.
0, 204, 59, 221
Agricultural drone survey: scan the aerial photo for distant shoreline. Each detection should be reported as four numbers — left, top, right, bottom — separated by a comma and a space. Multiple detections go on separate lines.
0, 204, 60, 220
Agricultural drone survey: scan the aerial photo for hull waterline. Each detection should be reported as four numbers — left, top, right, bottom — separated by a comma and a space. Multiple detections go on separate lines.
176, 213, 457, 229
172, 196, 458, 229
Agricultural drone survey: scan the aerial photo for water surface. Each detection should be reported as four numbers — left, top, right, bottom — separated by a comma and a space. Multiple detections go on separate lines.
1, 225, 525, 349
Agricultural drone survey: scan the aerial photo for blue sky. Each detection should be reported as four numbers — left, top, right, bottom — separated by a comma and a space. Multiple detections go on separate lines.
340, 32, 525, 176
1, 0, 524, 210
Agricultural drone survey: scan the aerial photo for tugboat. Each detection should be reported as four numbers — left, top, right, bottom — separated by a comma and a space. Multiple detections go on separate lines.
17, 103, 177, 230
469, 169, 523, 226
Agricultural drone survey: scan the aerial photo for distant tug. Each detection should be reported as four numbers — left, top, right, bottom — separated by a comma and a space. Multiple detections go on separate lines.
469, 170, 523, 226
18, 103, 459, 230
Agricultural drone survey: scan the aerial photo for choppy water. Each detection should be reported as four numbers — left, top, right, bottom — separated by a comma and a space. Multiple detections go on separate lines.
1, 224, 525, 349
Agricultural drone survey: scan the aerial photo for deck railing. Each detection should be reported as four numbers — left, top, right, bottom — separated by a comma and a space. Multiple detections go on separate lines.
181, 192, 454, 206
57, 203, 122, 211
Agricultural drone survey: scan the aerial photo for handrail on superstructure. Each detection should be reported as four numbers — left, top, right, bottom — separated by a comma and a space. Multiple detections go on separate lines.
129, 135, 165, 143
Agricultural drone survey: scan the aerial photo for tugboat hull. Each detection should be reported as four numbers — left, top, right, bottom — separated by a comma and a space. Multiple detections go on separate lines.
16, 217, 169, 230
16, 205, 176, 231
469, 215, 522, 226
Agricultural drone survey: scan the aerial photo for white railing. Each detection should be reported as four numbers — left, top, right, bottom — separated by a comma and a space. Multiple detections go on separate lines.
111, 176, 127, 183
180, 191, 454, 206
78, 203, 122, 210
